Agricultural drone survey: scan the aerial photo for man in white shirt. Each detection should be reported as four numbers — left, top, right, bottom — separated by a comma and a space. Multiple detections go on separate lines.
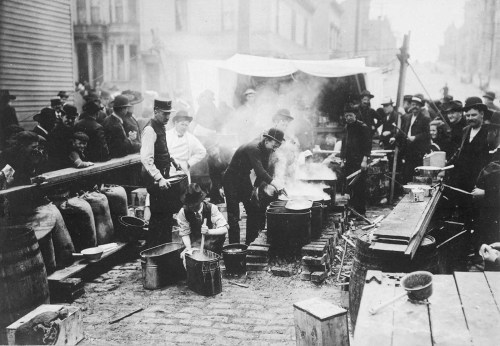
165, 110, 206, 181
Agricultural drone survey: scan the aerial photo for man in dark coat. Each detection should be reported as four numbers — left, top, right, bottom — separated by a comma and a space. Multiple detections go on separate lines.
357, 90, 381, 134
0, 90, 19, 151
341, 106, 372, 216
33, 108, 57, 141
483, 91, 500, 112
442, 100, 466, 152
103, 95, 140, 158
82, 91, 107, 124
47, 104, 78, 170
140, 99, 182, 248
378, 97, 399, 150
398, 96, 431, 184
223, 128, 285, 245
74, 102, 109, 162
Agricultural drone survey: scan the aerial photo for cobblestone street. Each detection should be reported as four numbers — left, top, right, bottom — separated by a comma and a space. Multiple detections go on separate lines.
74, 259, 342, 345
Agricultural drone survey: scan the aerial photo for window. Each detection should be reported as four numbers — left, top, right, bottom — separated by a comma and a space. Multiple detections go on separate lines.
117, 45, 125, 79
90, 0, 100, 24
130, 45, 138, 80
115, 0, 124, 23
221, 0, 235, 31
76, 0, 86, 24
175, 0, 187, 31
128, 0, 137, 23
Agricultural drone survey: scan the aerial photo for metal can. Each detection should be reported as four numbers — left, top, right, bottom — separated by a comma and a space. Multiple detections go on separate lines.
135, 207, 145, 219
128, 207, 135, 216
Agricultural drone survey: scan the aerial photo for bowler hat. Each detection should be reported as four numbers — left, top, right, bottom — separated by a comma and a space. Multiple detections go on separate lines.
50, 98, 62, 107
462, 96, 489, 113
84, 91, 100, 102
82, 101, 101, 115
273, 108, 294, 121
181, 183, 207, 205
33, 107, 56, 122
263, 128, 285, 144
172, 110, 193, 122
381, 96, 393, 105
62, 104, 78, 117
0, 90, 16, 100
483, 91, 496, 101
112, 95, 132, 108
442, 100, 462, 113
121, 90, 144, 105
360, 90, 374, 99
57, 91, 70, 99
244, 88, 256, 96
100, 90, 111, 99
154, 99, 176, 112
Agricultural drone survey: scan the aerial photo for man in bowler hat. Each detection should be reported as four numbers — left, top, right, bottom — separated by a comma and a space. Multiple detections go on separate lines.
223, 128, 286, 245
140, 99, 183, 248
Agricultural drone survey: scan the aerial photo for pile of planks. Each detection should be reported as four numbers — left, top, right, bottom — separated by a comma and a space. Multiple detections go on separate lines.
300, 230, 338, 283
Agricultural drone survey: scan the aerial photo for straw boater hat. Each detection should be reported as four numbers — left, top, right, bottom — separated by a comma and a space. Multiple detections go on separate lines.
380, 96, 393, 105
411, 96, 424, 106
181, 183, 207, 205
172, 110, 193, 122
263, 128, 285, 144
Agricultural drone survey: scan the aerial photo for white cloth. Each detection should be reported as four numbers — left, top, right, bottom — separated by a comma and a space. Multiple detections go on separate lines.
177, 203, 228, 237
409, 114, 417, 136
165, 128, 206, 178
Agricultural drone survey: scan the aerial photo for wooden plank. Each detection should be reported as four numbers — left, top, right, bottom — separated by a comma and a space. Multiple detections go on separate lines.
392, 284, 432, 346
353, 271, 397, 346
370, 242, 407, 253
454, 272, 500, 345
33, 154, 141, 186
428, 275, 472, 346
48, 242, 128, 281
484, 272, 500, 312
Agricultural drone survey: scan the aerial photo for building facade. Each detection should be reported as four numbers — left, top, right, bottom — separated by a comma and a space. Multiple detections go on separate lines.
72, 0, 343, 95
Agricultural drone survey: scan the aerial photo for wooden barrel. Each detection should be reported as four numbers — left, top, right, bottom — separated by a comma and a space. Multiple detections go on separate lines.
0, 225, 50, 344
349, 234, 438, 330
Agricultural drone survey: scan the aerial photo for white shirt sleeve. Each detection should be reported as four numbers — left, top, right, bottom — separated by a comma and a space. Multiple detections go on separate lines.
187, 133, 207, 167
140, 126, 162, 181
210, 204, 228, 229
177, 208, 191, 237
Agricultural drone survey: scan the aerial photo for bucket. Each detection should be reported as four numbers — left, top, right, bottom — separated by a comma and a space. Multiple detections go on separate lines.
119, 216, 147, 241
185, 249, 222, 296
222, 244, 248, 275
0, 226, 50, 344
349, 234, 437, 330
140, 242, 185, 290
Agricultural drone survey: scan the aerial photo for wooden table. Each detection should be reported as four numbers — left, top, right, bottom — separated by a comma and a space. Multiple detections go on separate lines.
354, 270, 500, 346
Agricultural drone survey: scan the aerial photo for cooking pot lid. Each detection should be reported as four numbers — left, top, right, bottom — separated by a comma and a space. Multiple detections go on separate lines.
285, 199, 313, 210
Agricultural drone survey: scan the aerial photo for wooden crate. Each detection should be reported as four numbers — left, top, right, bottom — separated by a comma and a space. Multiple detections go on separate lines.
6, 304, 83, 345
294, 297, 349, 346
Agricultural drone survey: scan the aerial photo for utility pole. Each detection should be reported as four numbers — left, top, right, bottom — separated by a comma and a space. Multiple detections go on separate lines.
354, 0, 361, 55
389, 32, 410, 204
487, 0, 496, 87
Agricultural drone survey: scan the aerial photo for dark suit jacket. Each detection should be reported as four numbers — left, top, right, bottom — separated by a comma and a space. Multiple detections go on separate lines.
400, 111, 431, 154
32, 125, 50, 141
379, 110, 400, 148
102, 114, 140, 159
74, 116, 109, 162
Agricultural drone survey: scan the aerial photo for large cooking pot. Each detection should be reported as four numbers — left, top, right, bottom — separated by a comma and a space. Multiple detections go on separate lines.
156, 173, 189, 213
266, 207, 311, 255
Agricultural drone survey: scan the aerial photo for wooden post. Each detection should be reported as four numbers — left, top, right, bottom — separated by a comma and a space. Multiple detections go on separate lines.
294, 297, 349, 346
389, 32, 411, 204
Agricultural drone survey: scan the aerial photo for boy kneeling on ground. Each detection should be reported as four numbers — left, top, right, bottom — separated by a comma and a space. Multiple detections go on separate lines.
178, 183, 228, 262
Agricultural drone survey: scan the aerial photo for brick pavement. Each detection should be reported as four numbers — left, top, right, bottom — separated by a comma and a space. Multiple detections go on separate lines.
73, 259, 342, 345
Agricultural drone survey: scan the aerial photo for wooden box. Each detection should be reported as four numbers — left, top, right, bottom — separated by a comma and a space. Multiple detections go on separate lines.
6, 304, 83, 345
294, 297, 349, 346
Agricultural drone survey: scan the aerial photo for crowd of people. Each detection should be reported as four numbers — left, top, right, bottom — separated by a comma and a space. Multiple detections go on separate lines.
1, 84, 499, 266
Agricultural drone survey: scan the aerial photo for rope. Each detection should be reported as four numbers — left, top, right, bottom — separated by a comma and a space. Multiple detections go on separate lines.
407, 61, 449, 125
